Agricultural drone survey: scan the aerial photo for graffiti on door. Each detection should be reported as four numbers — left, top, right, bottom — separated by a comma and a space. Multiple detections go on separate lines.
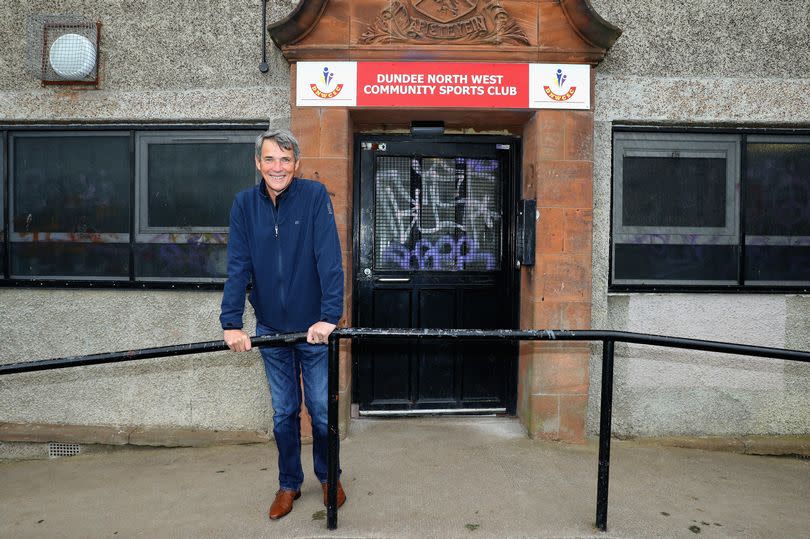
381, 235, 497, 270
375, 156, 501, 271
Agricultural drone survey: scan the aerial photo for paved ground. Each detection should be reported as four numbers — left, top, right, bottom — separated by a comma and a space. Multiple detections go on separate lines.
1, 417, 808, 538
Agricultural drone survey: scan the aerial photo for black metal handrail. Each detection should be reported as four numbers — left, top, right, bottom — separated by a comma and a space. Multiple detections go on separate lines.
325, 328, 810, 531
0, 333, 308, 375
1, 328, 808, 533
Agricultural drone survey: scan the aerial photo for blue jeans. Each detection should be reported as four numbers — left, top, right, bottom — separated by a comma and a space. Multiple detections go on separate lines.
257, 323, 338, 491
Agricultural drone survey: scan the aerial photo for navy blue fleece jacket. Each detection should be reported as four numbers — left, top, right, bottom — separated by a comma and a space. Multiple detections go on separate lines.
219, 177, 344, 332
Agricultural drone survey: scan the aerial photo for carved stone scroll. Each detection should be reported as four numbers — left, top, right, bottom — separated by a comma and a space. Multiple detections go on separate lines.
360, 0, 529, 45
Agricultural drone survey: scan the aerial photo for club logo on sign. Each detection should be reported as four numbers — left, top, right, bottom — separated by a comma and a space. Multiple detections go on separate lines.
309, 66, 344, 99
543, 68, 577, 102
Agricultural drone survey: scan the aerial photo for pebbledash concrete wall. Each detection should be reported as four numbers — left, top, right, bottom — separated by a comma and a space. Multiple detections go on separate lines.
0, 1, 297, 437
0, 0, 808, 443
0, 0, 295, 122
586, 0, 810, 436
0, 290, 270, 430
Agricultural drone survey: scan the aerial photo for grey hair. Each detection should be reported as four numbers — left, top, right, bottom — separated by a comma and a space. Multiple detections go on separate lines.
255, 128, 300, 161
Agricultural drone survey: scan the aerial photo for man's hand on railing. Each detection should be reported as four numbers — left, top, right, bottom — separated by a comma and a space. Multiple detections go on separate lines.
307, 321, 336, 345
224, 329, 252, 352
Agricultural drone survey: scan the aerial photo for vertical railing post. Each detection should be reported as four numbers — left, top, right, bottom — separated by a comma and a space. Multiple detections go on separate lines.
595, 339, 615, 532
326, 335, 340, 530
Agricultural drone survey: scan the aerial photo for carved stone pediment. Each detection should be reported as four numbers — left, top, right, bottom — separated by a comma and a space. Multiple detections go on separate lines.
359, 0, 529, 45
268, 0, 621, 63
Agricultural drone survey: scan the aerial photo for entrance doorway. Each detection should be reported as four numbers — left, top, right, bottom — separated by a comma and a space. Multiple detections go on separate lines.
353, 135, 520, 415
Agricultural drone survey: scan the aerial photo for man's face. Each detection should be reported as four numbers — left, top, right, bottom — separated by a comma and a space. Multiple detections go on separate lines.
255, 139, 299, 199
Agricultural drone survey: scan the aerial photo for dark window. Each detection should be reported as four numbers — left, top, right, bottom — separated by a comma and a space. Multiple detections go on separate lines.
137, 133, 256, 231
2, 127, 260, 285
613, 244, 739, 283
12, 243, 130, 278
134, 243, 229, 280
10, 132, 130, 279
612, 130, 810, 289
622, 156, 727, 227
744, 138, 810, 285
12, 134, 130, 233
0, 134, 5, 277
134, 132, 257, 282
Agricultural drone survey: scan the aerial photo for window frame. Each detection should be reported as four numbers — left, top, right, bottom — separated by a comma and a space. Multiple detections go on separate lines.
610, 126, 810, 293
0, 130, 6, 279
135, 130, 259, 238
743, 134, 810, 287
0, 123, 265, 289
8, 130, 132, 281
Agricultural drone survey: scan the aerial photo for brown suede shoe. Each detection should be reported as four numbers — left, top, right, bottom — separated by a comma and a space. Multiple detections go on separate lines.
268, 489, 301, 520
321, 481, 347, 508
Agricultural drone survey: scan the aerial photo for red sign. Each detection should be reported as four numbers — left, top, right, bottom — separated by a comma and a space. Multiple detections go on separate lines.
356, 62, 529, 108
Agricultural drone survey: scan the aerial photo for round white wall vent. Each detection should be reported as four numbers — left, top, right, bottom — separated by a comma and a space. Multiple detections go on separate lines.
48, 33, 96, 80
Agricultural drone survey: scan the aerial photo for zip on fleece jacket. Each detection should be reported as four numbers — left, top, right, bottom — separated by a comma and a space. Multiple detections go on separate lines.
220, 177, 344, 332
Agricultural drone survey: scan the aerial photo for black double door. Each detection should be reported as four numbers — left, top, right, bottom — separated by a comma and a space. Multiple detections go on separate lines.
354, 135, 519, 414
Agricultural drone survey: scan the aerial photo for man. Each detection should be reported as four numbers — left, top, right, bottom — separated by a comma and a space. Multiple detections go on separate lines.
220, 128, 346, 520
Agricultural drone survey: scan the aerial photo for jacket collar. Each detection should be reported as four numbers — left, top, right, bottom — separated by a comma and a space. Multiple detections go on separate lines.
258, 176, 299, 202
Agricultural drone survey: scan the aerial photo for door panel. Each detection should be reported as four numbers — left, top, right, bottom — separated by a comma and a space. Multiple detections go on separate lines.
362, 288, 411, 404
460, 288, 505, 401
418, 288, 456, 402
354, 135, 519, 414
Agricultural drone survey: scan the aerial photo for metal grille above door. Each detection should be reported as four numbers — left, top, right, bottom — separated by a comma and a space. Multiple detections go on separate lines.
354, 135, 520, 414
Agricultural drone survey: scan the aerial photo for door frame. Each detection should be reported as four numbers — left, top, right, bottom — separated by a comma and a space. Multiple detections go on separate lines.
350, 132, 522, 415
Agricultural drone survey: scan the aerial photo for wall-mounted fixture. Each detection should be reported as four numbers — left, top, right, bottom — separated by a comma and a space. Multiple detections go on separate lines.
27, 15, 101, 86
517, 199, 536, 267
259, 0, 269, 73
410, 121, 445, 136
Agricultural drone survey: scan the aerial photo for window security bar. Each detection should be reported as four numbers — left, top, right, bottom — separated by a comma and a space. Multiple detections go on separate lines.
1, 328, 808, 533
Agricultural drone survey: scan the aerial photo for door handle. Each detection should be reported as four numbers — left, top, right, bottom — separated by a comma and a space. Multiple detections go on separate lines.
376, 277, 411, 283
